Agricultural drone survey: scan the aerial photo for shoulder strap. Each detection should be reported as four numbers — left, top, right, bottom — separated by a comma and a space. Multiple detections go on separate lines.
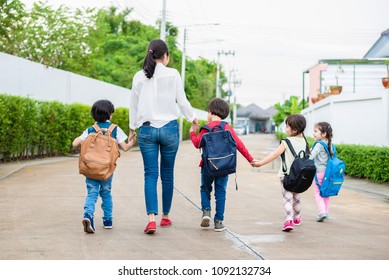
315, 140, 336, 158
283, 138, 297, 157
106, 124, 117, 136
92, 123, 101, 133
219, 121, 227, 129
200, 125, 211, 132
280, 138, 297, 174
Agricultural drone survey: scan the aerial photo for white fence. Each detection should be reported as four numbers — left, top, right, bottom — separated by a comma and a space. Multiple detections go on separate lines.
0, 52, 130, 108
301, 92, 389, 147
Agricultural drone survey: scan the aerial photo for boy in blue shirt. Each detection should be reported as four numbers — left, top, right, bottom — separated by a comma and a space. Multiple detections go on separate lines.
72, 99, 135, 234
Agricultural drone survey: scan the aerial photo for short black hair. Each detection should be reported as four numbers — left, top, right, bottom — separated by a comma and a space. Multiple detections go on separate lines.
208, 98, 230, 119
91, 99, 115, 122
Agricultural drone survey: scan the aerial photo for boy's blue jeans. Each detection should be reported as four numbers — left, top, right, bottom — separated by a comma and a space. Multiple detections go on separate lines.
138, 120, 179, 215
84, 175, 113, 221
201, 173, 229, 221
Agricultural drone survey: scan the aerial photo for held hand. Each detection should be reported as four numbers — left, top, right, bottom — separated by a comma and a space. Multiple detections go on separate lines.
250, 159, 262, 168
192, 118, 199, 126
190, 124, 199, 133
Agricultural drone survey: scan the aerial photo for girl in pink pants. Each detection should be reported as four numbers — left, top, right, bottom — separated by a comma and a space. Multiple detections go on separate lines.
310, 122, 334, 222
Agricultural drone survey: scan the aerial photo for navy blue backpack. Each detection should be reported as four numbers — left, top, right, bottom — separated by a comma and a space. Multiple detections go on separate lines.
199, 121, 237, 178
312, 141, 346, 197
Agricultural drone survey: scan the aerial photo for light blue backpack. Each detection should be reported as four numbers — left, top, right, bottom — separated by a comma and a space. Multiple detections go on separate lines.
312, 141, 346, 197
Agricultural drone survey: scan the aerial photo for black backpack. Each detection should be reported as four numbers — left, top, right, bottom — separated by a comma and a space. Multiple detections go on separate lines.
199, 121, 237, 178
280, 138, 316, 193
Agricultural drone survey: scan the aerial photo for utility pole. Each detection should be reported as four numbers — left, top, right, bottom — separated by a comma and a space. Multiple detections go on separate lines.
216, 50, 235, 98
160, 0, 167, 41
178, 23, 219, 141
232, 72, 241, 126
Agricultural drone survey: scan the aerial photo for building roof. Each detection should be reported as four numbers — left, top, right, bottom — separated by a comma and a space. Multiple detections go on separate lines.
237, 103, 272, 120
364, 29, 389, 58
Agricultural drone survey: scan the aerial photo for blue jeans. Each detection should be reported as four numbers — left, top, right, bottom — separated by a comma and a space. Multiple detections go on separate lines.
84, 175, 113, 221
138, 120, 179, 215
201, 173, 229, 221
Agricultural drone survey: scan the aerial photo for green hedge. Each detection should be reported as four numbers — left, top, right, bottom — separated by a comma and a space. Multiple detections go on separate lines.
0, 94, 129, 161
275, 131, 389, 183
0, 94, 200, 161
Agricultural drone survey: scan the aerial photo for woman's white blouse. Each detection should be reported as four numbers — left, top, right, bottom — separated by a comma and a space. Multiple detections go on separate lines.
130, 63, 196, 129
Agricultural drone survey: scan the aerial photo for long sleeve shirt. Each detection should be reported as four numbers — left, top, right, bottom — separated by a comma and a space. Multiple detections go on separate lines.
309, 140, 329, 173
190, 121, 254, 166
130, 63, 196, 129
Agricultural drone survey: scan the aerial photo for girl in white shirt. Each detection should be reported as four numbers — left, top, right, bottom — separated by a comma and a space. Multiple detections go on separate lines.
130, 39, 198, 234
252, 114, 308, 232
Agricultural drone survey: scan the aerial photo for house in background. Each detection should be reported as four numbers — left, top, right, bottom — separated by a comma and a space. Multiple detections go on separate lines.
236, 103, 275, 133
300, 29, 389, 146
304, 29, 389, 106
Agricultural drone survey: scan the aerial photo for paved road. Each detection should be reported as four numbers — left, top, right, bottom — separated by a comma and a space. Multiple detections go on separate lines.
0, 134, 388, 260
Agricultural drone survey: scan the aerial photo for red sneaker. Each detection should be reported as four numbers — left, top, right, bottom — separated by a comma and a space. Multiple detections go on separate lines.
293, 218, 301, 226
282, 220, 294, 232
160, 218, 172, 227
144, 221, 156, 234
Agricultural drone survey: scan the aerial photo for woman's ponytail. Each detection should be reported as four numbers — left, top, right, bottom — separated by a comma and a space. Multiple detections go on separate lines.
143, 39, 169, 79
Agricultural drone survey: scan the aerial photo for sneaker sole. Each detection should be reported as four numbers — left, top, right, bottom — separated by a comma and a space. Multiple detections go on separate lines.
82, 219, 95, 233
201, 216, 211, 227
214, 227, 226, 232
144, 228, 156, 234
316, 216, 327, 222
104, 225, 113, 229
282, 226, 293, 231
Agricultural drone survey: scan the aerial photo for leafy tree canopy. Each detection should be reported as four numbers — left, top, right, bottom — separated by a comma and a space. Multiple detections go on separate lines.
0, 0, 226, 109
273, 96, 308, 126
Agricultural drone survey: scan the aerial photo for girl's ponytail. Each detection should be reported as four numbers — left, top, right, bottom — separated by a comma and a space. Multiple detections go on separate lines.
143, 39, 169, 79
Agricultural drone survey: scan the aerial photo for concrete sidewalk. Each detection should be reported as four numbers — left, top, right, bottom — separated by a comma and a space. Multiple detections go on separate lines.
0, 134, 388, 260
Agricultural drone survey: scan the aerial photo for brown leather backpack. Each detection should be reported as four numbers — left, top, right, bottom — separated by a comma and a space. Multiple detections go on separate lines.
79, 123, 120, 181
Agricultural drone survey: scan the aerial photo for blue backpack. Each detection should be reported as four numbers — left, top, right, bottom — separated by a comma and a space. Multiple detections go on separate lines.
312, 141, 346, 197
199, 121, 237, 178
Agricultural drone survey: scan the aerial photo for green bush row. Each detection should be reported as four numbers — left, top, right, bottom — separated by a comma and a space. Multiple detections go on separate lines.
0, 94, 130, 161
275, 131, 389, 183
0, 94, 203, 161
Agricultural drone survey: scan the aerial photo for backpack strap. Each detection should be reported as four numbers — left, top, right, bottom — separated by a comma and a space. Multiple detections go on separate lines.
281, 138, 296, 174
280, 138, 310, 174
200, 121, 227, 133
106, 124, 117, 136
92, 123, 102, 133
313, 140, 336, 158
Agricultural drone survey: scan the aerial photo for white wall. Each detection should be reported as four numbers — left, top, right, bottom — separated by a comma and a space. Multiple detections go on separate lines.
0, 52, 209, 120
301, 92, 389, 146
0, 52, 130, 108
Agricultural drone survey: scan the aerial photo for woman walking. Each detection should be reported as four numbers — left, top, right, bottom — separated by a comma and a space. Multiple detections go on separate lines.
130, 39, 198, 234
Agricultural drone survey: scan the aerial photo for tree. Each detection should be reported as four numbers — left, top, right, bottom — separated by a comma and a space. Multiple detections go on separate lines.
273, 96, 307, 126
0, 1, 225, 110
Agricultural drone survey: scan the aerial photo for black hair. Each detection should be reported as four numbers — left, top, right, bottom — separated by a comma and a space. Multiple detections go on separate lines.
208, 98, 230, 120
285, 114, 308, 143
143, 39, 169, 79
315, 121, 334, 156
91, 99, 115, 122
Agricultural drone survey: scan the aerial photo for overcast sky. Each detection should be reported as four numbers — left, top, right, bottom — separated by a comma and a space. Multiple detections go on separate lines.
22, 0, 389, 108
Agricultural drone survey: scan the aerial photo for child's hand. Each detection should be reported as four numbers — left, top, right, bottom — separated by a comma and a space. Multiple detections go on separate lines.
251, 159, 262, 168
128, 136, 136, 148
190, 124, 198, 133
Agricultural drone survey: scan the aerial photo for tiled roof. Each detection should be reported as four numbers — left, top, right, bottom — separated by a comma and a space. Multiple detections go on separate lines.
237, 103, 273, 119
